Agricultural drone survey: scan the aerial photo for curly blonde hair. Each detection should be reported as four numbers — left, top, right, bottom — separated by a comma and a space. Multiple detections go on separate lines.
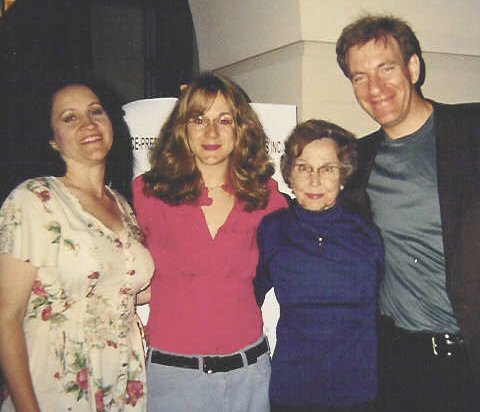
142, 72, 274, 211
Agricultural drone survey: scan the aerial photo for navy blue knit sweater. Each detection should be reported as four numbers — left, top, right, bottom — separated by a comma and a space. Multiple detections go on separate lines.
254, 200, 383, 408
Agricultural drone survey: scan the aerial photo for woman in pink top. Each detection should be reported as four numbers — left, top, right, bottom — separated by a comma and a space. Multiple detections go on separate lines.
133, 73, 287, 412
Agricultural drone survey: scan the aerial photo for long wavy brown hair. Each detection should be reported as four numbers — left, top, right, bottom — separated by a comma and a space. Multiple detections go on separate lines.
142, 72, 274, 211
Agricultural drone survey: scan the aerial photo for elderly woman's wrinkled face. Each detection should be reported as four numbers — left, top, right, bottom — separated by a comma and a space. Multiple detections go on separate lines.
290, 138, 343, 211
50, 85, 113, 168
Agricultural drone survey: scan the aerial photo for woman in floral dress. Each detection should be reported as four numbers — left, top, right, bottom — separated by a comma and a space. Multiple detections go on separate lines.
0, 79, 153, 411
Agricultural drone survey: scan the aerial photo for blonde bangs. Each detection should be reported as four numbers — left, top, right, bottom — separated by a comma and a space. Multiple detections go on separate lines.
181, 88, 219, 120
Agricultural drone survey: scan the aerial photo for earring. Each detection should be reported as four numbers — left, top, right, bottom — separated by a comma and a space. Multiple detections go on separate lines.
340, 185, 345, 191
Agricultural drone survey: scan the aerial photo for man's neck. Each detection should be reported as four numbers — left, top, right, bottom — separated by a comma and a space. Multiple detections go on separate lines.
384, 97, 433, 139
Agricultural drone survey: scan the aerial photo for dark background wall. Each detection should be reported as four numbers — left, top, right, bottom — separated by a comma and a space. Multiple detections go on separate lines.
0, 0, 196, 202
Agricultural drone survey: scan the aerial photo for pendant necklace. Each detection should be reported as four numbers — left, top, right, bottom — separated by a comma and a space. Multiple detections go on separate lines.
292, 204, 341, 251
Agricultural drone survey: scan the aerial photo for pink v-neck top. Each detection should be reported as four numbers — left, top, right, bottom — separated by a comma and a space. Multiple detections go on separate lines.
132, 176, 287, 354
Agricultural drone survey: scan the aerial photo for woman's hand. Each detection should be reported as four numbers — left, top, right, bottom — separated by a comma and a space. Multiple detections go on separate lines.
135, 284, 151, 306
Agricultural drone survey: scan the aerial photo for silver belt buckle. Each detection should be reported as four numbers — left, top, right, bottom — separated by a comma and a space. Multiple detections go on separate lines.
431, 334, 455, 357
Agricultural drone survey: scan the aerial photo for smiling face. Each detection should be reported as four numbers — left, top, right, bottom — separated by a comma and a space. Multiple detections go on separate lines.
186, 92, 236, 173
50, 84, 113, 169
290, 138, 343, 212
346, 36, 423, 138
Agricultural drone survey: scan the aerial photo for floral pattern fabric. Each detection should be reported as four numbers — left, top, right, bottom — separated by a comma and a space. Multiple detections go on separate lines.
0, 177, 154, 412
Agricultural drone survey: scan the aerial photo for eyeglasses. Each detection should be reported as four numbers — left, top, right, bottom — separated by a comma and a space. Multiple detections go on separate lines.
292, 163, 342, 180
187, 114, 234, 130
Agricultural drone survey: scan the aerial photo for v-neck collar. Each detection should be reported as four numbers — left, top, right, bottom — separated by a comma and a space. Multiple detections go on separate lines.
52, 176, 127, 238
194, 183, 237, 241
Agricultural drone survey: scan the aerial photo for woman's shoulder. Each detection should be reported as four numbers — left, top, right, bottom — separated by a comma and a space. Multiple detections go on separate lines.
341, 206, 383, 249
265, 178, 290, 210
266, 177, 284, 193
1, 177, 61, 222
343, 206, 378, 231
132, 174, 159, 200
259, 206, 291, 233
6, 176, 56, 202
132, 174, 145, 193
131, 174, 173, 216
132, 174, 151, 204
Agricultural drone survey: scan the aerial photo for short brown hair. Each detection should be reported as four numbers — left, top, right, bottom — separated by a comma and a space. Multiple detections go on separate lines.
336, 14, 425, 91
280, 119, 357, 187
142, 72, 275, 211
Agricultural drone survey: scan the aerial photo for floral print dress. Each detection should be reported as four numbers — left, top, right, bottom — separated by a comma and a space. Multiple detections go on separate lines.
0, 177, 154, 412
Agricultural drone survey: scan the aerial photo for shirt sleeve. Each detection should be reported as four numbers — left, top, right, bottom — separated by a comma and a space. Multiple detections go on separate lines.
0, 180, 59, 268
253, 218, 273, 306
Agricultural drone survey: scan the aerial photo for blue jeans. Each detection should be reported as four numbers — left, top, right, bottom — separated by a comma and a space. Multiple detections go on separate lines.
146, 337, 271, 412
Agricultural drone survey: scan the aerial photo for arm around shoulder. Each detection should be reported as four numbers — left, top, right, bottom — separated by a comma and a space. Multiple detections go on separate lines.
135, 284, 151, 306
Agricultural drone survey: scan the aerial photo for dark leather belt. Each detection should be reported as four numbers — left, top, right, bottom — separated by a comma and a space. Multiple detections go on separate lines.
381, 316, 465, 358
150, 337, 269, 374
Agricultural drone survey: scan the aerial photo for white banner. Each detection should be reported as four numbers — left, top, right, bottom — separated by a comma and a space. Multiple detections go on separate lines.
123, 98, 297, 353
123, 98, 178, 177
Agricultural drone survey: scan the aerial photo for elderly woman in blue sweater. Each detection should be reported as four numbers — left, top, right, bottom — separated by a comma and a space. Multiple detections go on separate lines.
254, 119, 383, 412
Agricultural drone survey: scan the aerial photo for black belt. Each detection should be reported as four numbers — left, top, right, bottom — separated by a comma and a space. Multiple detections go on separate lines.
150, 337, 269, 374
381, 316, 465, 358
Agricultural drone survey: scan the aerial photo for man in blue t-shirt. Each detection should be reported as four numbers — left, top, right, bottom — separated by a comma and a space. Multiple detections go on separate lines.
336, 14, 480, 412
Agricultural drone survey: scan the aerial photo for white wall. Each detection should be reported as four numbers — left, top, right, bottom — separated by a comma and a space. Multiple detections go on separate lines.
188, 0, 480, 136
216, 42, 303, 108
299, 0, 480, 56
188, 0, 302, 70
